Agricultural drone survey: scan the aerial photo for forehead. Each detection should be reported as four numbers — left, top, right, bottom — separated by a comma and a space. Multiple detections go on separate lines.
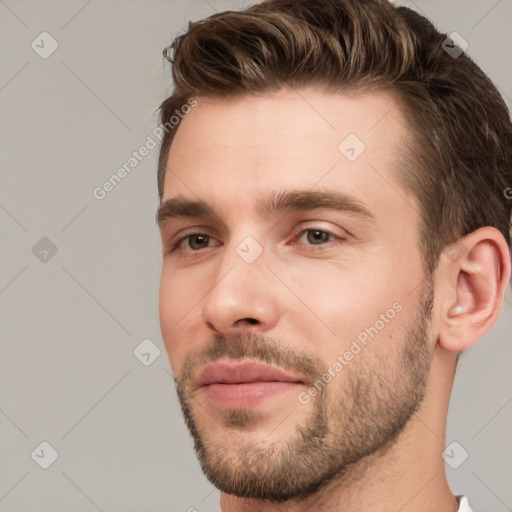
162, 87, 413, 216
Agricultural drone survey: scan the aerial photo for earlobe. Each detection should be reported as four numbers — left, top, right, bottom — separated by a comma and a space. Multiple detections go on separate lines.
438, 227, 511, 352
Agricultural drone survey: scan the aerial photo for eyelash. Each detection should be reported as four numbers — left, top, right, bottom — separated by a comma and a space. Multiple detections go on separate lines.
167, 228, 344, 255
292, 229, 342, 247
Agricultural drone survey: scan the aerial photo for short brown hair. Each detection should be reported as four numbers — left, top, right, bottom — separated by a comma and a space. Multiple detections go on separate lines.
157, 0, 512, 274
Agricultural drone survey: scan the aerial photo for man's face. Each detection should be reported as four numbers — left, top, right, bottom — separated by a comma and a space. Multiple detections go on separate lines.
158, 87, 435, 501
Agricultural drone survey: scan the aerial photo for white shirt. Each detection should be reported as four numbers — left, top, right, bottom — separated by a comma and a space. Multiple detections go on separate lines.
457, 496, 473, 512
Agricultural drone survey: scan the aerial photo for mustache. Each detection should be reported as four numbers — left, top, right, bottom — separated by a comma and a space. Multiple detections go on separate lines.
177, 332, 324, 388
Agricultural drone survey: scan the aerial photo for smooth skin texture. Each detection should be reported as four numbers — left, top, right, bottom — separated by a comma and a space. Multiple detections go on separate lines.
158, 87, 511, 512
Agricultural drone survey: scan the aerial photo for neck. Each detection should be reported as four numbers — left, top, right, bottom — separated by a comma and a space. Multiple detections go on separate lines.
220, 347, 459, 512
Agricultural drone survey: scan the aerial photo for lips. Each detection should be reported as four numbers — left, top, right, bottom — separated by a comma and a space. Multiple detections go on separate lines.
195, 359, 305, 409
196, 360, 305, 387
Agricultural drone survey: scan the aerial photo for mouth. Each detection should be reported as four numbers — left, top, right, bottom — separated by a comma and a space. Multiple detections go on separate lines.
194, 359, 306, 409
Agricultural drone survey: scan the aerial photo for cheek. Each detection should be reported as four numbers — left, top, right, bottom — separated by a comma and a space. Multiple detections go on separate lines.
159, 262, 206, 323
281, 258, 413, 354
158, 266, 204, 374
159, 268, 179, 334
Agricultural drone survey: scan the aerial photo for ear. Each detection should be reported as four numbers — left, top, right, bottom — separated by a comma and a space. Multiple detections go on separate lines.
437, 227, 511, 352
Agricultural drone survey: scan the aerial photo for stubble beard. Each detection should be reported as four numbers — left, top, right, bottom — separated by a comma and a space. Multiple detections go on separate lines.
174, 279, 434, 503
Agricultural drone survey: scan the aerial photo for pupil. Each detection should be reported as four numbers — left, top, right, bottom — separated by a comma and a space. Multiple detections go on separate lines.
190, 235, 209, 250
308, 230, 328, 244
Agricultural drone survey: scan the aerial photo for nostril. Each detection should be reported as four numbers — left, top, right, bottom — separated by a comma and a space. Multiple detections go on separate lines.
240, 318, 259, 325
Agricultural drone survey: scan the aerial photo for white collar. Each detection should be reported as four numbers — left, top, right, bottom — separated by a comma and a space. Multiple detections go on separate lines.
457, 496, 473, 512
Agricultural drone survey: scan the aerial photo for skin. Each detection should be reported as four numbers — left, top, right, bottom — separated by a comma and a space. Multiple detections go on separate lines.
157, 86, 511, 512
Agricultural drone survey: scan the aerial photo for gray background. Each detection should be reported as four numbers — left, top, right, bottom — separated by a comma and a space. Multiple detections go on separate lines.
1, 0, 511, 511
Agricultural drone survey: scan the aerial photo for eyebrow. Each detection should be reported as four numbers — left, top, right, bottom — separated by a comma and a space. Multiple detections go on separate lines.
156, 190, 375, 228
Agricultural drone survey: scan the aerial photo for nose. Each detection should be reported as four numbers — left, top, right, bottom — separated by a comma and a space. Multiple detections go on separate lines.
200, 242, 280, 335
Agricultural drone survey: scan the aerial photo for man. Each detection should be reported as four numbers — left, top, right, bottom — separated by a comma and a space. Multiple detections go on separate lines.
156, 1, 512, 510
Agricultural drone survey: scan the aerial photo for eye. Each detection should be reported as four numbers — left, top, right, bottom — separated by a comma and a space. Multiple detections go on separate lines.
295, 229, 338, 246
172, 233, 217, 252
